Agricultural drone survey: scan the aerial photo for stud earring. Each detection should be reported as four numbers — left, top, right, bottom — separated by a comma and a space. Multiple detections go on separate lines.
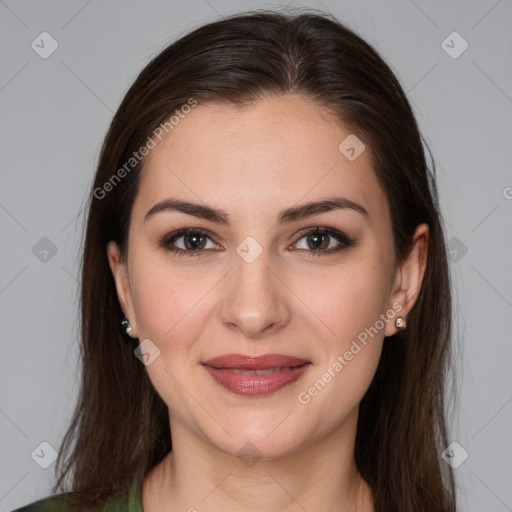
121, 315, 133, 336
395, 316, 407, 330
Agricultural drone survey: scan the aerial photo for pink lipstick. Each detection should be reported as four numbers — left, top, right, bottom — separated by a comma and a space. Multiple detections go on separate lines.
202, 353, 311, 396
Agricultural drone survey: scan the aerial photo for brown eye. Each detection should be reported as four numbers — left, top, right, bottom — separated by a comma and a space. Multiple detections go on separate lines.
182, 233, 207, 250
305, 232, 330, 250
292, 228, 355, 256
161, 229, 220, 256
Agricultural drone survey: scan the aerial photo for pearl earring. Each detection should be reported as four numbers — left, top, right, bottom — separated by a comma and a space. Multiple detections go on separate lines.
121, 315, 133, 336
395, 316, 407, 330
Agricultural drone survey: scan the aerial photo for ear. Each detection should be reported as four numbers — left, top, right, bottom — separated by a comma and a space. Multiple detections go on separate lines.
107, 241, 138, 337
384, 223, 429, 337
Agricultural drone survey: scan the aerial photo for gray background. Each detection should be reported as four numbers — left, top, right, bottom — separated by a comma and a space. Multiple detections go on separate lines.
1, 0, 511, 510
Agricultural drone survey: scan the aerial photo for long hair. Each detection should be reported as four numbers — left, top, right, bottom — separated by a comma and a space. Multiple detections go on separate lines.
53, 9, 456, 511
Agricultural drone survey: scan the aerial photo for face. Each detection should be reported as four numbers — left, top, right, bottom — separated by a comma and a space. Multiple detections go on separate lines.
108, 94, 428, 460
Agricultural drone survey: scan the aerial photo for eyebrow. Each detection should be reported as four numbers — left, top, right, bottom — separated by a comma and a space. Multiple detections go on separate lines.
144, 196, 369, 225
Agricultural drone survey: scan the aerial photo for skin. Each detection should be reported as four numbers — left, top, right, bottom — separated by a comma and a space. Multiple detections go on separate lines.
107, 94, 429, 512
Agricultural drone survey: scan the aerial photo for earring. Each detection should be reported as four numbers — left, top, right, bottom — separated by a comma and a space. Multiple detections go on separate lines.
395, 316, 407, 330
121, 315, 133, 336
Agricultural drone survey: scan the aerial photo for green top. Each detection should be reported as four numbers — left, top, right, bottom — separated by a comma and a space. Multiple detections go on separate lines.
11, 479, 142, 512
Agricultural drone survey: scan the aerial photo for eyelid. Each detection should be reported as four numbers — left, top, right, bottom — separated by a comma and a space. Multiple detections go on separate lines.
161, 228, 221, 251
289, 226, 355, 252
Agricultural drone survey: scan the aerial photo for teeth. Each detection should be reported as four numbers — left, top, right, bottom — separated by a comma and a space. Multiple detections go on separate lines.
231, 367, 291, 375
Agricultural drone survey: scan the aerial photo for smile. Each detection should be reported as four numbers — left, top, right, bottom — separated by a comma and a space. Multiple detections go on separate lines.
202, 364, 312, 395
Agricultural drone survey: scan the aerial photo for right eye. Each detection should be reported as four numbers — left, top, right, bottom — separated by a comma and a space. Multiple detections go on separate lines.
161, 228, 222, 257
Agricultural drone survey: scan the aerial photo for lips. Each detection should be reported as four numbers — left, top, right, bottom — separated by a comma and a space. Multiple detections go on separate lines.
202, 353, 310, 370
201, 353, 311, 396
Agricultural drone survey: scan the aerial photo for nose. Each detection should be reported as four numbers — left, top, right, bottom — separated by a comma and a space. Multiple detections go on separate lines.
220, 248, 291, 339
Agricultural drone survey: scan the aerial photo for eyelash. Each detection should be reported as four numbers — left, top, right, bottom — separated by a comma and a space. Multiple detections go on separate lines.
160, 227, 356, 259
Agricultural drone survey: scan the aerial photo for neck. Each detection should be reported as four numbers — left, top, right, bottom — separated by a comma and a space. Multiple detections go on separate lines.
142, 407, 373, 512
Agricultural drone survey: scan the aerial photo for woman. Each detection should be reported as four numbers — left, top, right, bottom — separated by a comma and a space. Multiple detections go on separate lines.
14, 8, 456, 512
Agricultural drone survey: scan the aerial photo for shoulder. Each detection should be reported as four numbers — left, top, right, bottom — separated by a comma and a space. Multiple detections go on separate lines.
11, 479, 142, 512
11, 492, 75, 512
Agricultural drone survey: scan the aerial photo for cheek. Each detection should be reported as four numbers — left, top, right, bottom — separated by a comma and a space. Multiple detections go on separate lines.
295, 257, 390, 406
296, 271, 386, 426
128, 257, 213, 420
130, 276, 179, 341
128, 249, 210, 343
299, 258, 391, 344
297, 336, 383, 441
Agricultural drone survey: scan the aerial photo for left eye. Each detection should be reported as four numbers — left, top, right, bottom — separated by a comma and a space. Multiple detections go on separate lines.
292, 228, 354, 254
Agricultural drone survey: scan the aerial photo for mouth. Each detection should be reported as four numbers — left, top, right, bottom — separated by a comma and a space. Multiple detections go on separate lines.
201, 353, 312, 396
228, 367, 297, 375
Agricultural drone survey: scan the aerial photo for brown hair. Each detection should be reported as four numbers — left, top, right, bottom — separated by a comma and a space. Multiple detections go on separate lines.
53, 8, 456, 511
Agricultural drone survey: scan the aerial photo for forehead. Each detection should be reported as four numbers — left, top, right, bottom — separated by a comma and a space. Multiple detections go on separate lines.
135, 95, 389, 226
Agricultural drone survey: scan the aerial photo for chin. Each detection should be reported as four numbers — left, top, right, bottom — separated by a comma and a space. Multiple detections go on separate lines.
203, 413, 310, 461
